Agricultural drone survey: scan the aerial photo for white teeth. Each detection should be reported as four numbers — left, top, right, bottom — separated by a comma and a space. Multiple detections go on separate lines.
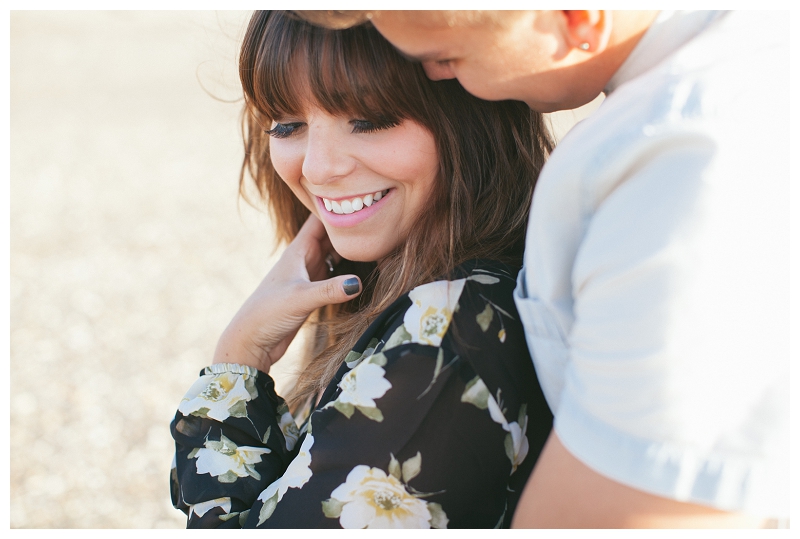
322, 190, 389, 215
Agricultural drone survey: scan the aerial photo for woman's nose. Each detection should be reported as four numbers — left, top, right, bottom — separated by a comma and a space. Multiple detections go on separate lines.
301, 123, 356, 185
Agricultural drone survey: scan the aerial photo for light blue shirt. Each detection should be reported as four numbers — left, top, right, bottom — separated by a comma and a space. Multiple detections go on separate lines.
514, 10, 789, 517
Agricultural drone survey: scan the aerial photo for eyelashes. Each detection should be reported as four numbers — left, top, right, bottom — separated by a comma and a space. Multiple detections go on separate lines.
266, 118, 400, 139
350, 119, 400, 134
266, 122, 302, 139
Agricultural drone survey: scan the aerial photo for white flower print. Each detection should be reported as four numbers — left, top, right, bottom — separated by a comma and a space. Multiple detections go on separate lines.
323, 354, 392, 422
179, 369, 257, 422
461, 376, 529, 474
190, 497, 231, 519
324, 465, 441, 529
256, 434, 315, 525
190, 433, 271, 483
403, 278, 467, 347
339, 362, 391, 409
276, 402, 300, 451
504, 412, 529, 474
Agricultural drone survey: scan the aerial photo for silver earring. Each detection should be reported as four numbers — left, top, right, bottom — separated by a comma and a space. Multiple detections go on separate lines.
325, 254, 335, 273
579, 42, 590, 51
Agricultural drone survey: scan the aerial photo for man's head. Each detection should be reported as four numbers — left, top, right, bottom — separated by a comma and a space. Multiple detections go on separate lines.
293, 10, 658, 112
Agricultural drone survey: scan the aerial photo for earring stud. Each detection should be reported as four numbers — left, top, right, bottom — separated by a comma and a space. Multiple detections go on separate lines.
579, 42, 590, 51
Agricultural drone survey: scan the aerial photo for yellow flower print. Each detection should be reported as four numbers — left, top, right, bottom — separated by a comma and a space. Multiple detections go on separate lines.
179, 364, 258, 422
403, 278, 467, 348
322, 454, 448, 529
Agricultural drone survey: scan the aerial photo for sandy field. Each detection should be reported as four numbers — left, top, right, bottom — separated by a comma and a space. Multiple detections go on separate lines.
9, 11, 597, 529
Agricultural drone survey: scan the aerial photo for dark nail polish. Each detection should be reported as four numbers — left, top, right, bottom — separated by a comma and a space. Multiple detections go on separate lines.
343, 278, 360, 296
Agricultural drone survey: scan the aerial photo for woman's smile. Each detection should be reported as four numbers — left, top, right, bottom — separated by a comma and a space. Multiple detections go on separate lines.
313, 188, 392, 228
269, 107, 438, 262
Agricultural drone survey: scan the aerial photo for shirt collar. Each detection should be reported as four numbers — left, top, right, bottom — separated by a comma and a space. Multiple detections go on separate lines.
605, 10, 728, 94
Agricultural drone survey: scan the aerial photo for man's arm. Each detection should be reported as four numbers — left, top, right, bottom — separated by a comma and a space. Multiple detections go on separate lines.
511, 431, 766, 528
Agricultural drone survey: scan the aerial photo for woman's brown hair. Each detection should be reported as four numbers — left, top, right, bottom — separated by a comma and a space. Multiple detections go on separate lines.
239, 11, 552, 409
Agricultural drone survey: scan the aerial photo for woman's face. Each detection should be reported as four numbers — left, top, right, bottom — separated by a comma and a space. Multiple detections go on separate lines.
269, 106, 439, 262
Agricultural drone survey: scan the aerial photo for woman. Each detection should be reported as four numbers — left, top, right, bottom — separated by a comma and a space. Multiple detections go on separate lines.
170, 10, 553, 529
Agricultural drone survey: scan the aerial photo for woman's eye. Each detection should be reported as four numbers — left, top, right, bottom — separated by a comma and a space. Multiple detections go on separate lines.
266, 122, 304, 139
350, 119, 400, 135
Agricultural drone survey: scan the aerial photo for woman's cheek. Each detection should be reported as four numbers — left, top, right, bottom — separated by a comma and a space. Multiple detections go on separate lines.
270, 144, 317, 215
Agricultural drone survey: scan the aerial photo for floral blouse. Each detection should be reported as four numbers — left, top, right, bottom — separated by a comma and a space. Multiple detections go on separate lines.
170, 260, 553, 529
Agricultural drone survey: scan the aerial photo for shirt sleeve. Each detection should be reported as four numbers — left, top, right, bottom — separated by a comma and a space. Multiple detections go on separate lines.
170, 363, 302, 528
555, 131, 789, 516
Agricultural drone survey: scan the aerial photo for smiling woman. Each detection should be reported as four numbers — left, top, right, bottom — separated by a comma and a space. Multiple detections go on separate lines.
170, 10, 555, 528
269, 112, 438, 263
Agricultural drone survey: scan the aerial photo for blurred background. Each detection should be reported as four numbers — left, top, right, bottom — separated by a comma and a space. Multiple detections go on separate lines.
9, 10, 600, 528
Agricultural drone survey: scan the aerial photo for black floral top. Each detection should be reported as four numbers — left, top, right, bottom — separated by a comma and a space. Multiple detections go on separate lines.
170, 260, 553, 529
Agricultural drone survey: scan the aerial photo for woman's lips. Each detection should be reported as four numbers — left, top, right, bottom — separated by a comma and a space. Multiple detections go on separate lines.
316, 189, 391, 227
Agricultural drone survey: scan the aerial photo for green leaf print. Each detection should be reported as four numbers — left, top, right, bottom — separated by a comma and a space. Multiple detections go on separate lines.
244, 376, 258, 400
227, 399, 248, 418
261, 425, 272, 445
190, 406, 211, 418
333, 400, 355, 419
345, 337, 382, 369
322, 497, 345, 518
402, 452, 422, 483
218, 470, 239, 484
389, 454, 402, 480
357, 405, 384, 422
257, 490, 280, 525
384, 324, 412, 350
367, 352, 387, 367
476, 304, 494, 332
504, 434, 515, 466
461, 375, 490, 410
238, 510, 250, 527
343, 350, 363, 368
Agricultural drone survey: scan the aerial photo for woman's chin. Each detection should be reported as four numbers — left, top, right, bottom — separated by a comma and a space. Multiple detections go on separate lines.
330, 241, 390, 265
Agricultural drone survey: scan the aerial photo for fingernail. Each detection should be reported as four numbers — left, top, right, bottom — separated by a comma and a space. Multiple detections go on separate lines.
343, 278, 360, 296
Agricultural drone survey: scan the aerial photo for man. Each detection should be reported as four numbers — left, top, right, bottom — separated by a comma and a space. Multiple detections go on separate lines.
293, 10, 790, 528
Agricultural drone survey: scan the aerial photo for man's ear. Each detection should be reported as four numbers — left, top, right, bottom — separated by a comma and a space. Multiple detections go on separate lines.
563, 10, 612, 53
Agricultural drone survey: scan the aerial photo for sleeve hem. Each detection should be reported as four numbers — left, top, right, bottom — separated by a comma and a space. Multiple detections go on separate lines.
203, 363, 261, 377
554, 395, 788, 518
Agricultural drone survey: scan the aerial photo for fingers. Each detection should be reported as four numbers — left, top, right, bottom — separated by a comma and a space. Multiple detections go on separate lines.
301, 275, 362, 308
289, 214, 345, 281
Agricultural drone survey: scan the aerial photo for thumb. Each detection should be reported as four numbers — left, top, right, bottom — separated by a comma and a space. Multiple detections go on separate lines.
299, 275, 362, 310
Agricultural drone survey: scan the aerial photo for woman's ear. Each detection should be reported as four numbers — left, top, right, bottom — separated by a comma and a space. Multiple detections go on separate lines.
562, 10, 612, 53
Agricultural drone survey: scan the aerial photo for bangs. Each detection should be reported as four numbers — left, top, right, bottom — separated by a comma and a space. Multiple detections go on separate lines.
240, 11, 431, 127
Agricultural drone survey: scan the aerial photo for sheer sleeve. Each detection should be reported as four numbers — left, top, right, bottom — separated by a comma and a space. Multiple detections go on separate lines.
170, 363, 302, 528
